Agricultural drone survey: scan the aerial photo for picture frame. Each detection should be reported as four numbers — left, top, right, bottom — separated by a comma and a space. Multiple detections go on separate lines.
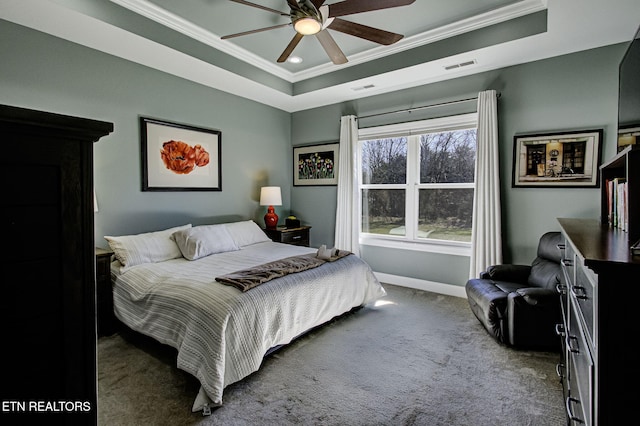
140, 116, 222, 191
293, 142, 339, 186
512, 128, 603, 188
617, 125, 640, 152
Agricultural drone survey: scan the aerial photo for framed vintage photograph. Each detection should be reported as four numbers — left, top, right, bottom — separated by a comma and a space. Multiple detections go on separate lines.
512, 129, 603, 188
140, 116, 222, 191
618, 125, 640, 152
294, 143, 339, 186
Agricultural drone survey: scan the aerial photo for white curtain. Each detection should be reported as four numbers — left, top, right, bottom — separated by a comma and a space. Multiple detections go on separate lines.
334, 115, 360, 256
469, 90, 502, 278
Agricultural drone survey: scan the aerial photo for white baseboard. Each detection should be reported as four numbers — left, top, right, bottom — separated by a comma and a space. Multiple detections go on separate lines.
374, 272, 467, 299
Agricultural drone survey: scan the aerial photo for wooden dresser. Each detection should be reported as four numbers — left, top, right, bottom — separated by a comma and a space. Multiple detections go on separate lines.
0, 105, 112, 425
557, 218, 640, 425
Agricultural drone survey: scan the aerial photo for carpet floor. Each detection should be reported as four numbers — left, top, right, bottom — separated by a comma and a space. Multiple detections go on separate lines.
97, 284, 566, 426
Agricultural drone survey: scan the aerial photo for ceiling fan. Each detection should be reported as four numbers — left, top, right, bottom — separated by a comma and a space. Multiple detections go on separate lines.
221, 0, 416, 65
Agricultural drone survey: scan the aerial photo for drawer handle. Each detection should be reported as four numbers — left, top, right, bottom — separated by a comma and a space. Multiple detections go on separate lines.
292, 235, 302, 240
555, 323, 565, 337
566, 335, 580, 354
555, 363, 565, 379
565, 397, 584, 423
561, 258, 573, 267
571, 285, 588, 300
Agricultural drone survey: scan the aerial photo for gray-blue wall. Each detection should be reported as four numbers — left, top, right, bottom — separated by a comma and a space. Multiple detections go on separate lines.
0, 20, 292, 245
0, 19, 627, 289
292, 44, 626, 287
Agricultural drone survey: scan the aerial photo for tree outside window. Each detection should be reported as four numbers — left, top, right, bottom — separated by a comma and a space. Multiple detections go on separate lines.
359, 119, 476, 244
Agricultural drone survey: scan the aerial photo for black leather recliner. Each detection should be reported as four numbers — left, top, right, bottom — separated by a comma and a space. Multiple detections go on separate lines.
465, 231, 563, 350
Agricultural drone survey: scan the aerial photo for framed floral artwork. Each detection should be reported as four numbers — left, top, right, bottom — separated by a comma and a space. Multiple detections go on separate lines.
140, 116, 222, 191
293, 142, 339, 186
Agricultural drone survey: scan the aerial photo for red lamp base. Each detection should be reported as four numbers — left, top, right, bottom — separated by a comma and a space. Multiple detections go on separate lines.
264, 206, 278, 229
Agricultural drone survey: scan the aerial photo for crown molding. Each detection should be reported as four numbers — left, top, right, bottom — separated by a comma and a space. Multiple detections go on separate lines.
292, 0, 547, 81
109, 0, 295, 81
111, 0, 547, 83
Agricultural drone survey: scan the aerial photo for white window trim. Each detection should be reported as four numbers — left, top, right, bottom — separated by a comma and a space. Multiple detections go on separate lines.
360, 234, 471, 256
357, 113, 477, 256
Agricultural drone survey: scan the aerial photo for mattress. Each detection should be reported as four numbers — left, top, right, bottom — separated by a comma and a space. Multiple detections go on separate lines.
111, 241, 386, 410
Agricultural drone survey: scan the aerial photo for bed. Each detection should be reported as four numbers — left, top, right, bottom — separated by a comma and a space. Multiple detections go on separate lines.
105, 220, 386, 412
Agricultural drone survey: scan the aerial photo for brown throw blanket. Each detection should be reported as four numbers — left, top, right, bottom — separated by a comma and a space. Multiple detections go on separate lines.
215, 250, 352, 292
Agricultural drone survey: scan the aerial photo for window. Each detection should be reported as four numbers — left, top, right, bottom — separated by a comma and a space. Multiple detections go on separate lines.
358, 113, 477, 251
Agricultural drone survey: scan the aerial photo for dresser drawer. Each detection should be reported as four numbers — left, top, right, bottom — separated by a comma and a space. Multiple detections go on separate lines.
567, 301, 593, 426
571, 257, 595, 346
264, 226, 311, 247
280, 230, 308, 245
560, 237, 575, 288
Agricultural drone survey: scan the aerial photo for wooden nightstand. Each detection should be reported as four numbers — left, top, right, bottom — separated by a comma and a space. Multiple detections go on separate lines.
263, 225, 311, 247
96, 247, 116, 336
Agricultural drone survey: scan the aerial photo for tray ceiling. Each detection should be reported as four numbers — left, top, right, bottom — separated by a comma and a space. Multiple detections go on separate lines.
2, 0, 639, 112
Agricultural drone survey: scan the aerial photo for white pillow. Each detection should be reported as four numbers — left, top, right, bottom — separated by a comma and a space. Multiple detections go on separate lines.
104, 224, 192, 270
225, 220, 271, 247
172, 224, 240, 260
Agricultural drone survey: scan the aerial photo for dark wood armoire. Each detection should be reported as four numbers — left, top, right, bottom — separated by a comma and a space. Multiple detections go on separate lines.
0, 104, 112, 425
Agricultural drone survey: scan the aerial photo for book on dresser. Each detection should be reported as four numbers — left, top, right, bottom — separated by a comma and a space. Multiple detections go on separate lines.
599, 145, 639, 244
605, 177, 627, 229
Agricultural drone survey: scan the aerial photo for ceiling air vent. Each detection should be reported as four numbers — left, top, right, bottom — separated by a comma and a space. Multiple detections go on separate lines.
351, 84, 376, 91
444, 59, 477, 71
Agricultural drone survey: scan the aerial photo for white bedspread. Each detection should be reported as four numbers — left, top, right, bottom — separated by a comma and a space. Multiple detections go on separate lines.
111, 242, 386, 409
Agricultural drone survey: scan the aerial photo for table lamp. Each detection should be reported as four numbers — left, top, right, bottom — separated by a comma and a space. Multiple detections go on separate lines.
260, 186, 282, 229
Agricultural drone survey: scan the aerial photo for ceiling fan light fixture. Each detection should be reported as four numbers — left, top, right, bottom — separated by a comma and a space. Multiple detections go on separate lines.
294, 17, 321, 35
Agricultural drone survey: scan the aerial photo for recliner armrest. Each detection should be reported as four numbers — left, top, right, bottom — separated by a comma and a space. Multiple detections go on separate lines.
480, 264, 531, 283
513, 287, 557, 306
507, 287, 561, 350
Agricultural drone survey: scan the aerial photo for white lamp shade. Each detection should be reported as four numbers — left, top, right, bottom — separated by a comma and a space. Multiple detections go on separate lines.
260, 186, 282, 206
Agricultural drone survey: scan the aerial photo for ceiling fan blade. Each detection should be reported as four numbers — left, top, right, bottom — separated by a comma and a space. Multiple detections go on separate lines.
277, 33, 304, 63
310, 0, 327, 8
221, 23, 291, 40
286, 0, 300, 11
327, 18, 403, 45
315, 30, 347, 64
229, 0, 289, 16
328, 0, 415, 18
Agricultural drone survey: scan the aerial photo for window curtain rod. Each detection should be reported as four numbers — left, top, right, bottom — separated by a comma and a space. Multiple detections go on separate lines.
357, 93, 501, 120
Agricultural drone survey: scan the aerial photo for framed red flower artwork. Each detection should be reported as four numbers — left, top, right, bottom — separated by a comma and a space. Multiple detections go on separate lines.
140, 116, 222, 191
